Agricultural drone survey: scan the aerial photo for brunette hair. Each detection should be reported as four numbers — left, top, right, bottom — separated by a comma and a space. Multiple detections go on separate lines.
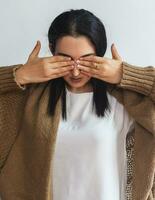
47, 9, 111, 119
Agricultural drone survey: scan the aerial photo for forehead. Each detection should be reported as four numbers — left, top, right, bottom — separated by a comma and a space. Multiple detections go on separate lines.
55, 35, 96, 59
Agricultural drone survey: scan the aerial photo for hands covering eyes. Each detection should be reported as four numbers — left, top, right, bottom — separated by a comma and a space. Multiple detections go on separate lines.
15, 41, 123, 85
76, 44, 123, 84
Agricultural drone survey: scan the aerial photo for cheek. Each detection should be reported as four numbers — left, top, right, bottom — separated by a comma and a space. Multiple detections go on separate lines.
82, 75, 91, 82
63, 74, 70, 82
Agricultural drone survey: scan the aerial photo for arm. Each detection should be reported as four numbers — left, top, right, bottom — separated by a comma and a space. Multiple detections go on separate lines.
108, 62, 155, 135
117, 62, 155, 103
0, 65, 28, 172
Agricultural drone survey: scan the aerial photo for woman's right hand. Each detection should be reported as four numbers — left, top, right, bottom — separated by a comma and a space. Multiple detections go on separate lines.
15, 41, 74, 84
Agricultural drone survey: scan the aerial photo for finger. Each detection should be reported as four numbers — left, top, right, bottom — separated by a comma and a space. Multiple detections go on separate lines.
43, 71, 70, 82
29, 40, 41, 60
77, 60, 101, 69
81, 70, 99, 79
111, 44, 122, 60
49, 71, 70, 79
79, 55, 105, 63
45, 55, 72, 63
80, 71, 92, 77
50, 65, 73, 74
48, 61, 74, 69
49, 71, 70, 80
77, 64, 99, 75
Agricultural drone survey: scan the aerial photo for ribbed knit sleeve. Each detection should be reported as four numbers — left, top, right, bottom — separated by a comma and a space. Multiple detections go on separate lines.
117, 62, 155, 102
0, 65, 28, 172
0, 64, 25, 94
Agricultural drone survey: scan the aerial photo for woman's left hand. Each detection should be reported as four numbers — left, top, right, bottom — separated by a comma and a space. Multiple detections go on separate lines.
77, 44, 123, 84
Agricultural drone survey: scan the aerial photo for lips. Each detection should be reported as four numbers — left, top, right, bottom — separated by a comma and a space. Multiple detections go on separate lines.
71, 78, 81, 80
70, 77, 82, 82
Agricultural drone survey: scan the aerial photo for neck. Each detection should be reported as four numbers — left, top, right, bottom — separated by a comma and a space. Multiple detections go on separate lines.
66, 83, 93, 93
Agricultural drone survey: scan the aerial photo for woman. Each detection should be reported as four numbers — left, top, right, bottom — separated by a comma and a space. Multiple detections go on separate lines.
0, 9, 154, 200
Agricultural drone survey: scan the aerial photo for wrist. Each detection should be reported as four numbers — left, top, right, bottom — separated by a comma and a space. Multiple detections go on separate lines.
116, 61, 123, 85
13, 65, 27, 90
14, 65, 27, 85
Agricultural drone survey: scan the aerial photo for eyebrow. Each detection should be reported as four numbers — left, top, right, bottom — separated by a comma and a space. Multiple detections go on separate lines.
57, 52, 95, 59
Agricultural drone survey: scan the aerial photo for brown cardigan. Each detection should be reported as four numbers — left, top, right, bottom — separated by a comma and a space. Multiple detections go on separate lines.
0, 62, 154, 200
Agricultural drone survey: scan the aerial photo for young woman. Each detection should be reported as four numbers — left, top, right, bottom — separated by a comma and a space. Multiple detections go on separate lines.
0, 9, 154, 200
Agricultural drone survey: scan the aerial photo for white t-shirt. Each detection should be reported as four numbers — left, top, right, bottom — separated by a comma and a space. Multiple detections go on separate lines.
52, 88, 134, 200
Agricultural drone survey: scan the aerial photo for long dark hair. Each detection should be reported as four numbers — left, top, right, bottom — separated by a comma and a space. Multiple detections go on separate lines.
47, 9, 111, 120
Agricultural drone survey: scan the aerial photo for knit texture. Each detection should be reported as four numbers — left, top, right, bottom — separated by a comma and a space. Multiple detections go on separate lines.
0, 62, 155, 200
118, 62, 155, 102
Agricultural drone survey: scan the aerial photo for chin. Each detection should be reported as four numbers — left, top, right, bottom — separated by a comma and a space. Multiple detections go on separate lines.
63, 77, 91, 91
68, 82, 86, 88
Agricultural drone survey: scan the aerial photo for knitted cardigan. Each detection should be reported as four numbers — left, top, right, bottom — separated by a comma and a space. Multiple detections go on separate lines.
0, 62, 154, 200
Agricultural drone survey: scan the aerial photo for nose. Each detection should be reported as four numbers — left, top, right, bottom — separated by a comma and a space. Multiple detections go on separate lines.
71, 60, 80, 76
72, 66, 80, 76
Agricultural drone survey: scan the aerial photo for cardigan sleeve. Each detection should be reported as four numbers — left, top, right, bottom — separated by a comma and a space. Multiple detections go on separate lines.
0, 65, 28, 172
0, 65, 28, 94
117, 62, 155, 103
114, 62, 155, 135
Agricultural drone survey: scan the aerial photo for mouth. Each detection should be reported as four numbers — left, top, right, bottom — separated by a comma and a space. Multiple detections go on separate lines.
70, 77, 82, 82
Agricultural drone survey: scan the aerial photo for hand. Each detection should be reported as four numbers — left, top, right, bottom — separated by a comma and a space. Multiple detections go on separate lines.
15, 41, 74, 84
77, 44, 123, 84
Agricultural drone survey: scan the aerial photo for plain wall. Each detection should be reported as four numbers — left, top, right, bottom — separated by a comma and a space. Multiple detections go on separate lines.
0, 0, 155, 67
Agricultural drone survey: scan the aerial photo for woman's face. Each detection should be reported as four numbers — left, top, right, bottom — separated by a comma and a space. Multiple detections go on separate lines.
54, 36, 96, 93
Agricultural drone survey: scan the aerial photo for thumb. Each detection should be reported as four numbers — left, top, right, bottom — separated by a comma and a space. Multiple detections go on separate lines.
28, 40, 41, 61
111, 43, 122, 60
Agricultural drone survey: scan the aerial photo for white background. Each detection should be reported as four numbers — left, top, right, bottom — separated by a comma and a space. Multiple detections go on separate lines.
0, 0, 155, 67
